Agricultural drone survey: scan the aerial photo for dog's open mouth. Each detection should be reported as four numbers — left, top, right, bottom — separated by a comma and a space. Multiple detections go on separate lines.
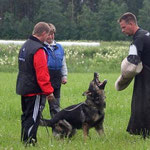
94, 72, 107, 89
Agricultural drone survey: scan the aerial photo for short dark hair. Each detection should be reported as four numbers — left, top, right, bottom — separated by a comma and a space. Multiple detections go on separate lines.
32, 22, 50, 36
118, 12, 137, 25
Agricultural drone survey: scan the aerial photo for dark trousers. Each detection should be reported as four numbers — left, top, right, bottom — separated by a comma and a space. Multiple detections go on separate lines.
21, 95, 46, 143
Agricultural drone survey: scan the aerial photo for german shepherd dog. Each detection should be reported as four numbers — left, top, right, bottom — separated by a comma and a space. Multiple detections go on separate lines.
41, 72, 107, 140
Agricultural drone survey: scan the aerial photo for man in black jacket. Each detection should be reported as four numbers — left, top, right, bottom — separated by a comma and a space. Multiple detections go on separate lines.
16, 22, 54, 146
118, 12, 150, 138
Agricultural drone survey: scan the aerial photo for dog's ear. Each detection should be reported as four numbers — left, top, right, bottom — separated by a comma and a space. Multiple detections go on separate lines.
82, 90, 92, 96
94, 72, 100, 82
94, 72, 99, 80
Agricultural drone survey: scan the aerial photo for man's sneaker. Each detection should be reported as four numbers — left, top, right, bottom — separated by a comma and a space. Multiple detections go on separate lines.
29, 138, 36, 146
24, 138, 37, 147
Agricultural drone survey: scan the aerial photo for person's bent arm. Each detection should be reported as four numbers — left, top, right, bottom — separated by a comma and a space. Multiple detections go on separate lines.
33, 48, 54, 95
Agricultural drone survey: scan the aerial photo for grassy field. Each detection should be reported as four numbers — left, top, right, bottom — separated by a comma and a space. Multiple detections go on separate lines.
0, 41, 150, 149
1, 72, 150, 150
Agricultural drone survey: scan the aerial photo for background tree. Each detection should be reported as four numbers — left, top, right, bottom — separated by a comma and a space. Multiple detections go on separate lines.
138, 0, 150, 31
0, 12, 18, 39
97, 0, 128, 40
34, 0, 67, 40
125, 0, 143, 16
77, 4, 99, 40
0, 0, 149, 40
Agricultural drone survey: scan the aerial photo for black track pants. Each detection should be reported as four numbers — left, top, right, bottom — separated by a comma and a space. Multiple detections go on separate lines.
21, 95, 46, 143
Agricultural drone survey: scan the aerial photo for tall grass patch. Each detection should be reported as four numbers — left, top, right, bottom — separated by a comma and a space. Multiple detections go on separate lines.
0, 41, 130, 73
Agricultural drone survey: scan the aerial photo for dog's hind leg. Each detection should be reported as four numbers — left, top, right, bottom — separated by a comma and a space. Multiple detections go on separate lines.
82, 123, 90, 141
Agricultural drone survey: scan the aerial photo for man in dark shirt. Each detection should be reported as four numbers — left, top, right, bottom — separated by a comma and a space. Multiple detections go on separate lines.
16, 22, 54, 146
118, 12, 150, 138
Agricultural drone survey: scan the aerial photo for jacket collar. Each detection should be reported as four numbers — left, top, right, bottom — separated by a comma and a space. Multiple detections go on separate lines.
29, 35, 44, 45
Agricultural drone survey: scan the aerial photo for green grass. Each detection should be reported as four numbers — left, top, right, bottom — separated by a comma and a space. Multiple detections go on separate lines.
1, 72, 150, 150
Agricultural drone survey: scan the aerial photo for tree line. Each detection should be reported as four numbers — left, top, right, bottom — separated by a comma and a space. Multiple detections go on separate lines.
0, 0, 150, 41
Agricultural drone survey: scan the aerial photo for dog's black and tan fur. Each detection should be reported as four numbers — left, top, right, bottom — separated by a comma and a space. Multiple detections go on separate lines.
41, 72, 107, 140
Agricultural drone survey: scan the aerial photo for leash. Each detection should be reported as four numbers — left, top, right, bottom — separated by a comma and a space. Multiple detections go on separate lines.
60, 102, 85, 112
39, 106, 53, 144
40, 113, 50, 137
50, 96, 86, 112
54, 97, 100, 112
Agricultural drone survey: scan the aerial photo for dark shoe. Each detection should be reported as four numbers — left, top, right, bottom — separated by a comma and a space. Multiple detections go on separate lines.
29, 138, 36, 146
24, 138, 37, 147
